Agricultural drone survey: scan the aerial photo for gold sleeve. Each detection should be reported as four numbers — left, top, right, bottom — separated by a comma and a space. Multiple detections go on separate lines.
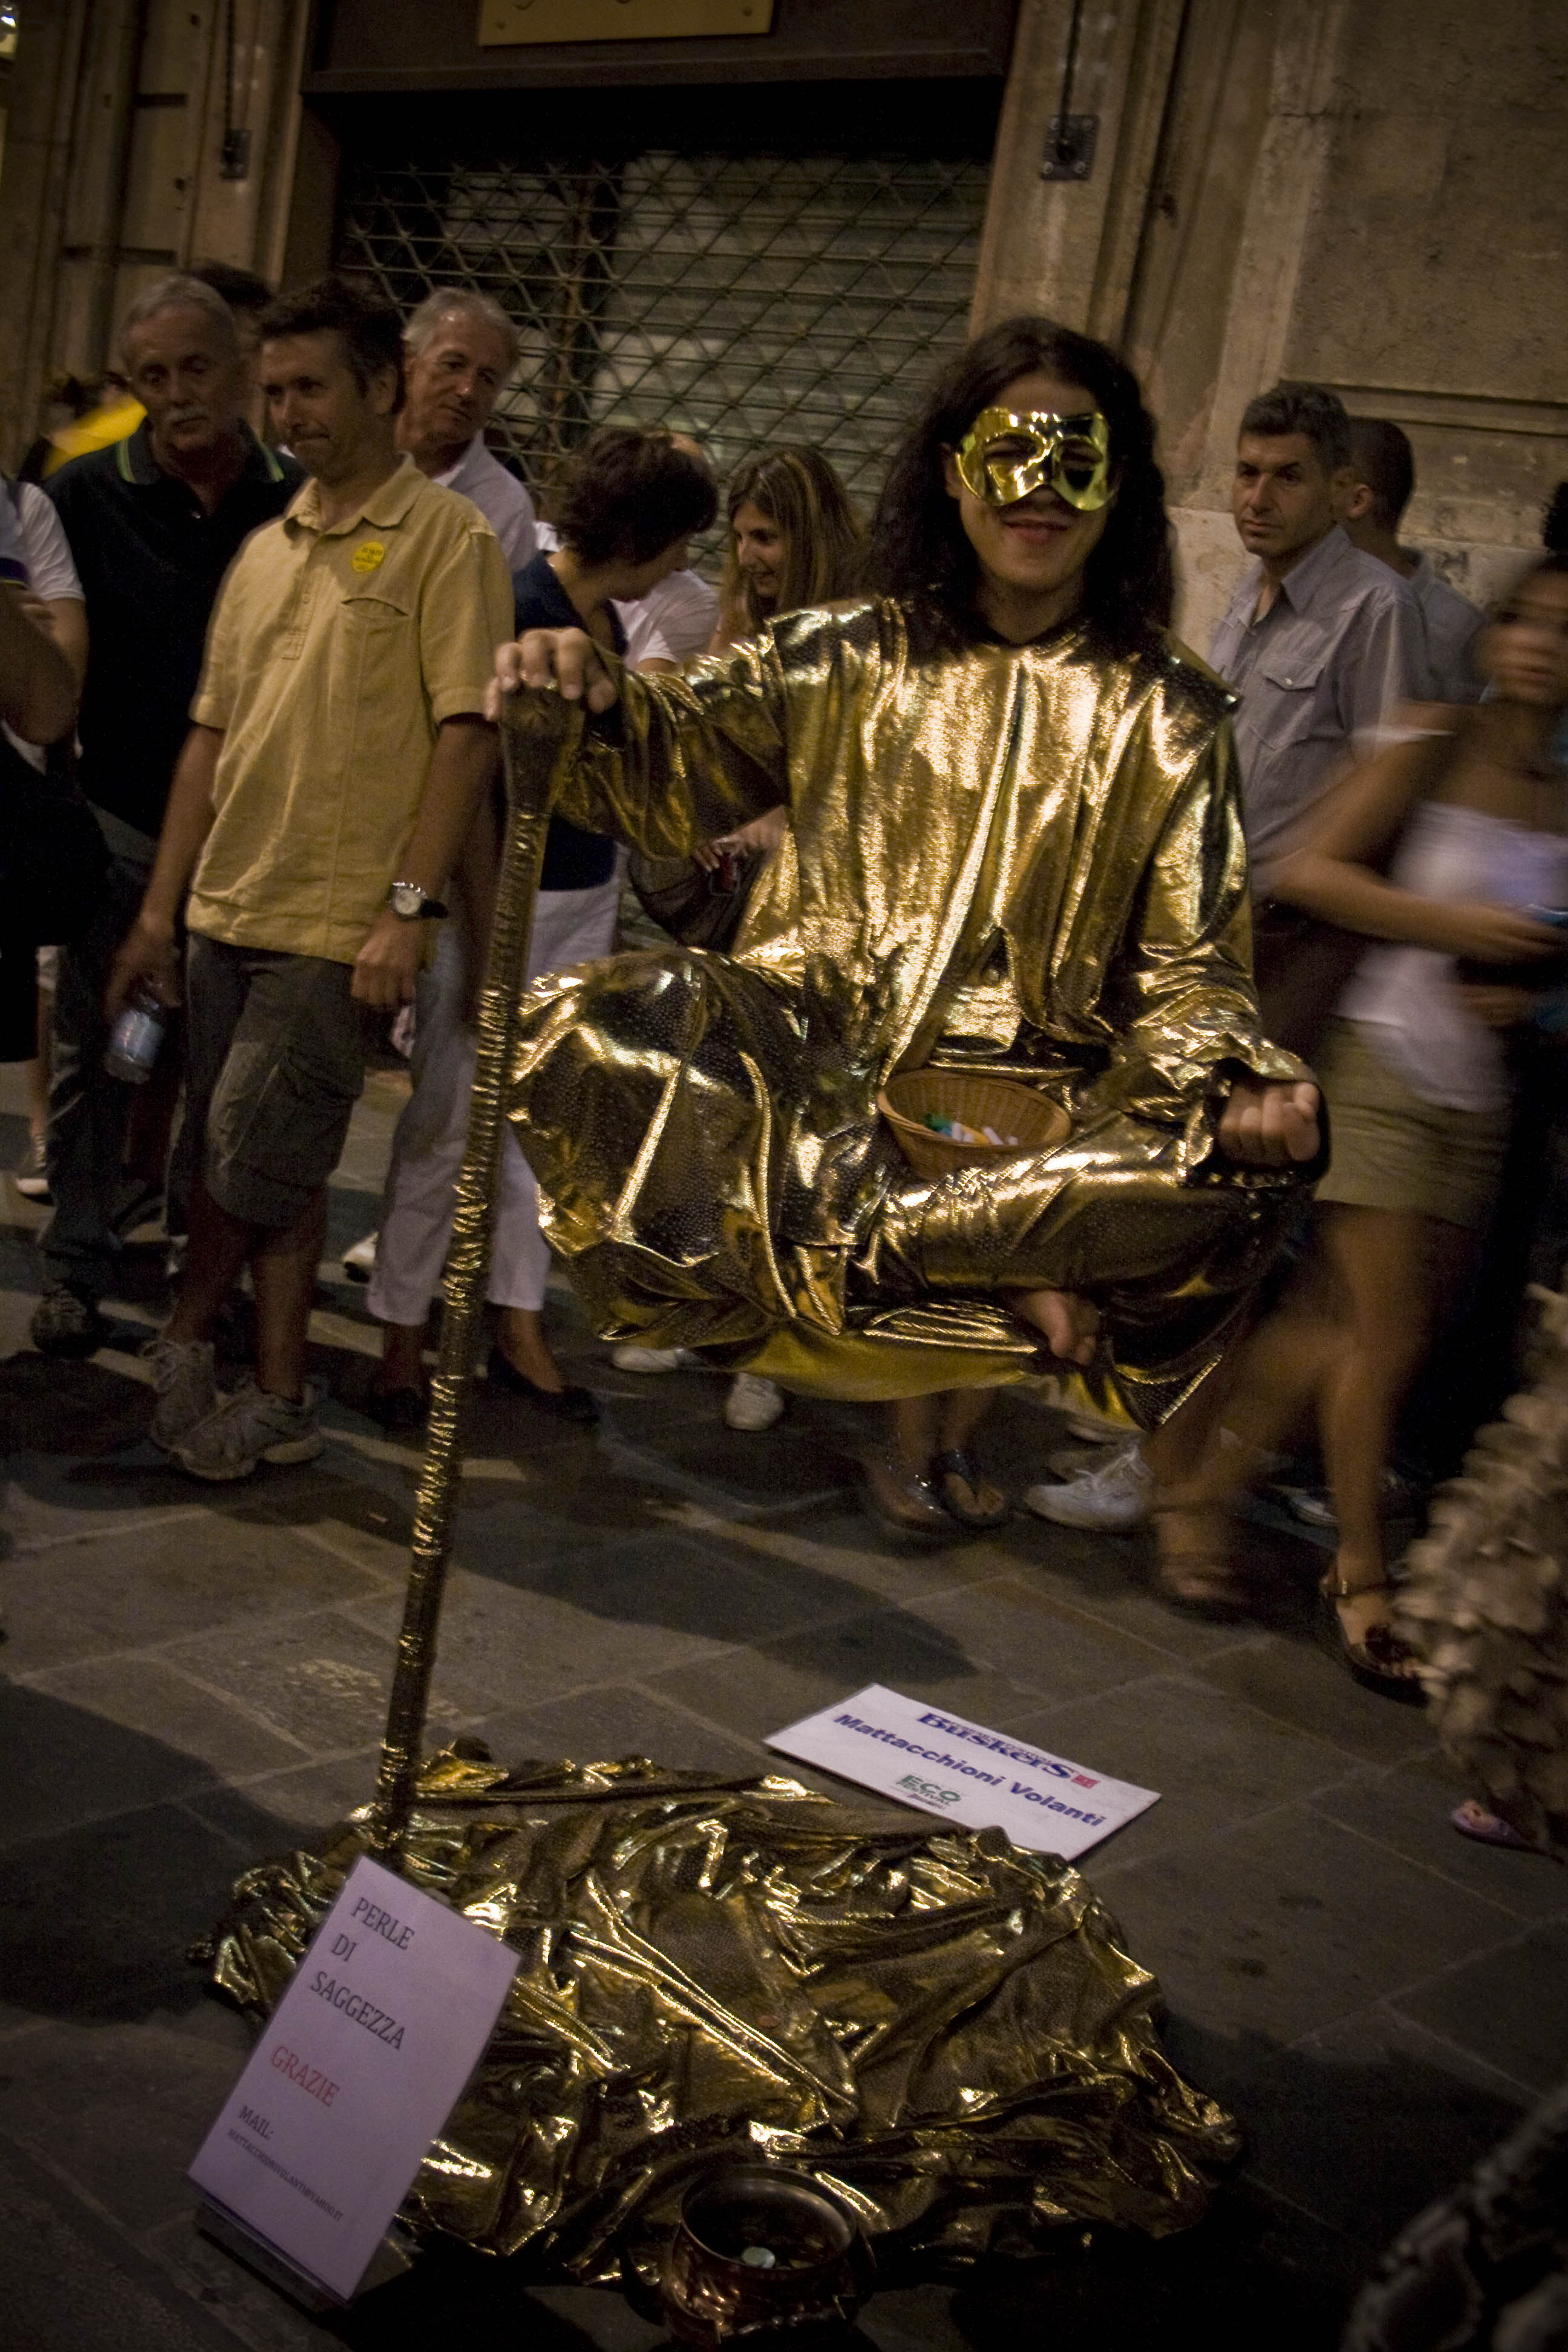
1079, 718, 1309, 1139
546, 634, 792, 858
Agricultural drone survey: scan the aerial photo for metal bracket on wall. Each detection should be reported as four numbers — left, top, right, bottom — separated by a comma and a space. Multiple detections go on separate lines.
1039, 0, 1096, 181
1040, 114, 1097, 181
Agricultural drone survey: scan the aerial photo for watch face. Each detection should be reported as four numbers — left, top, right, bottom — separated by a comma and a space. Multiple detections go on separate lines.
391, 885, 422, 919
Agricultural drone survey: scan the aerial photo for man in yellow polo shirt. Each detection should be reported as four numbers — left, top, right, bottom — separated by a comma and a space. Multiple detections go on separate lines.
108, 276, 512, 1479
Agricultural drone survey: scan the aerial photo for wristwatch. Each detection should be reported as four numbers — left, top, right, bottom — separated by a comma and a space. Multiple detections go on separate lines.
388, 881, 448, 921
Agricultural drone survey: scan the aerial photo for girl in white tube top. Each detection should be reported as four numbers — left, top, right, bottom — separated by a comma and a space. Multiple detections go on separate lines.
1167, 553, 1568, 1707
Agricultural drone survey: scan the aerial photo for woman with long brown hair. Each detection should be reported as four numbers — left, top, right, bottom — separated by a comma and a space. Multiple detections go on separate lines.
1158, 553, 1568, 1686
713, 445, 863, 649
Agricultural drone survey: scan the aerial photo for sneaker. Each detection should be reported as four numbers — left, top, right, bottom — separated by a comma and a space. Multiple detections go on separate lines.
172, 1379, 324, 1481
30, 1284, 111, 1357
1062, 1411, 1125, 1445
1272, 1481, 1336, 1530
1271, 1465, 1429, 1535
341, 1230, 378, 1282
1044, 1437, 1126, 1480
1024, 1439, 1154, 1530
12, 1135, 51, 1202
145, 1335, 218, 1451
725, 1372, 785, 1432
612, 1344, 701, 1373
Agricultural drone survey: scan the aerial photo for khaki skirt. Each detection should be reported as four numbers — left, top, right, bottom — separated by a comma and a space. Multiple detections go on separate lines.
1314, 1018, 1511, 1232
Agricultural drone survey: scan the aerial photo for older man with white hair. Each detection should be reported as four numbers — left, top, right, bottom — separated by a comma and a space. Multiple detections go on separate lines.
33, 273, 300, 1356
396, 288, 536, 570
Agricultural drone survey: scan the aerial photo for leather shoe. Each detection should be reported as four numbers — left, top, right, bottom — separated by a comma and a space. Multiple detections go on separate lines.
367, 1384, 426, 1434
486, 1347, 599, 1425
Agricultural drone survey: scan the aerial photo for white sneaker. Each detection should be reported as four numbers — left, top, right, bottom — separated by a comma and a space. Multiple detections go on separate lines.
613, 1344, 701, 1373
725, 1372, 785, 1432
1062, 1411, 1126, 1445
145, 1335, 218, 1451
1025, 1440, 1154, 1530
342, 1230, 377, 1282
173, 1379, 324, 1481
12, 1134, 51, 1201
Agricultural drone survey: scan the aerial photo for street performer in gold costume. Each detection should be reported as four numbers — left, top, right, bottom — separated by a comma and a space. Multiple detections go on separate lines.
489, 319, 1324, 1582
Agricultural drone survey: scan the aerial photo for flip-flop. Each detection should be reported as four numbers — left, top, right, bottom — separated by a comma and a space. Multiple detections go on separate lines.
1449, 1801, 1541, 1854
933, 1447, 1010, 1530
860, 1449, 951, 1546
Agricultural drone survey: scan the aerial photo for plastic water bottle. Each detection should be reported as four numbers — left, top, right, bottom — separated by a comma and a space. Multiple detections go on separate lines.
103, 984, 166, 1084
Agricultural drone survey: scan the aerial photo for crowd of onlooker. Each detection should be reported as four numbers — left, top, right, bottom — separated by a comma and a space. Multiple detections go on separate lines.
2, 262, 1567, 1768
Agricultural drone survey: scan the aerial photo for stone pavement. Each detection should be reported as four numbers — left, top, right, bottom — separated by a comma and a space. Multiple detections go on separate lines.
2, 1063, 1565, 2352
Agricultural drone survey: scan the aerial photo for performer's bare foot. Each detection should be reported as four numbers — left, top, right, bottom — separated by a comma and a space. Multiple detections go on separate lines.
1008, 1287, 1101, 1365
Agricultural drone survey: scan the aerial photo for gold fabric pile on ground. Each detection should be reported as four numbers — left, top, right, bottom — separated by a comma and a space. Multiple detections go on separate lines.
506, 600, 1315, 1421
204, 1754, 1239, 2275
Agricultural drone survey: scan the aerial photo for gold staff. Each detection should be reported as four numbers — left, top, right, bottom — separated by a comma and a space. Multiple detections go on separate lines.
368, 692, 574, 1856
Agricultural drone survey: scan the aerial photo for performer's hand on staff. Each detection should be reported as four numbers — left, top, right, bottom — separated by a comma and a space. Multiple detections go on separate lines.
1217, 1074, 1322, 1166
1010, 1287, 1102, 1367
486, 627, 619, 720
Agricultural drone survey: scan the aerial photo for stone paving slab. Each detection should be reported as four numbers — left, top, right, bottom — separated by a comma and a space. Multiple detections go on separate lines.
1098, 1805, 1525, 2043
3, 1075, 1567, 2349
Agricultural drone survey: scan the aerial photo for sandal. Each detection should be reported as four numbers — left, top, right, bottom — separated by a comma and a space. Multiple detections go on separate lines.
1450, 1800, 1541, 1854
933, 1447, 1010, 1530
1149, 1501, 1250, 1621
861, 1448, 952, 1545
1319, 1572, 1426, 1704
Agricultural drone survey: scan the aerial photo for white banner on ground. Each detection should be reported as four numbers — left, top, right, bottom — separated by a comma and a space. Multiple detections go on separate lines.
189, 1855, 518, 2303
767, 1683, 1157, 1859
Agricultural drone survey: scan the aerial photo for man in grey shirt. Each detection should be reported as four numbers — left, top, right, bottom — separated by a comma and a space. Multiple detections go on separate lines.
1209, 382, 1421, 873
1341, 415, 1484, 703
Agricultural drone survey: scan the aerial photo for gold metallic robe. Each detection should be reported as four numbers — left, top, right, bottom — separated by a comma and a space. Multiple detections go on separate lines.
510, 598, 1313, 1420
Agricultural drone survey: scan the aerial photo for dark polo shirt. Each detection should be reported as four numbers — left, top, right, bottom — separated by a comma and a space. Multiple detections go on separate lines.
47, 424, 301, 839
512, 550, 620, 892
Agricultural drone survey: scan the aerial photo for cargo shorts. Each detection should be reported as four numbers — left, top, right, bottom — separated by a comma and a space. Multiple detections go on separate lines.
183, 934, 375, 1229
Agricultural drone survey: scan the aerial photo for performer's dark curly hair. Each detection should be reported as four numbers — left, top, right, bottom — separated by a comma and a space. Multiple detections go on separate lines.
866, 316, 1174, 652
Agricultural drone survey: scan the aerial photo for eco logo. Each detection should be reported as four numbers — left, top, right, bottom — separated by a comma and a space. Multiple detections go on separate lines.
897, 1772, 960, 1807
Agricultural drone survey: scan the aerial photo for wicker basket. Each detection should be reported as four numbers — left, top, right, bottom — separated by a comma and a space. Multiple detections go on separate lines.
876, 1070, 1070, 1179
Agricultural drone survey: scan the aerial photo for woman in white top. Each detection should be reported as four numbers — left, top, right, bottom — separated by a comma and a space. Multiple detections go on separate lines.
1166, 554, 1568, 1694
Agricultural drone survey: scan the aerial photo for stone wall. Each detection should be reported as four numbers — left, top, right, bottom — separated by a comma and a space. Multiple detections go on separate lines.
3, 0, 1562, 630
0, 0, 307, 474
973, 0, 1568, 653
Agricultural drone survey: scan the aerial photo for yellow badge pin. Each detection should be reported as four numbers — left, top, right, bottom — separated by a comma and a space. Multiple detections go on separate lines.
351, 540, 387, 575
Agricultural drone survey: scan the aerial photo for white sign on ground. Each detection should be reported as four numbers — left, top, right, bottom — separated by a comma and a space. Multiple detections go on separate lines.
189, 1855, 518, 2303
768, 1683, 1157, 1859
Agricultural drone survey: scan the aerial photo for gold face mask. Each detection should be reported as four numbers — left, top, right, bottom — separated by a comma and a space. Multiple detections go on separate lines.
955, 407, 1113, 513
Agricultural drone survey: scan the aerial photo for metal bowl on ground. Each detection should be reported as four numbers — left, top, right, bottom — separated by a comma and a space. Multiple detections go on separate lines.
876, 1068, 1070, 1179
657, 2164, 874, 2345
